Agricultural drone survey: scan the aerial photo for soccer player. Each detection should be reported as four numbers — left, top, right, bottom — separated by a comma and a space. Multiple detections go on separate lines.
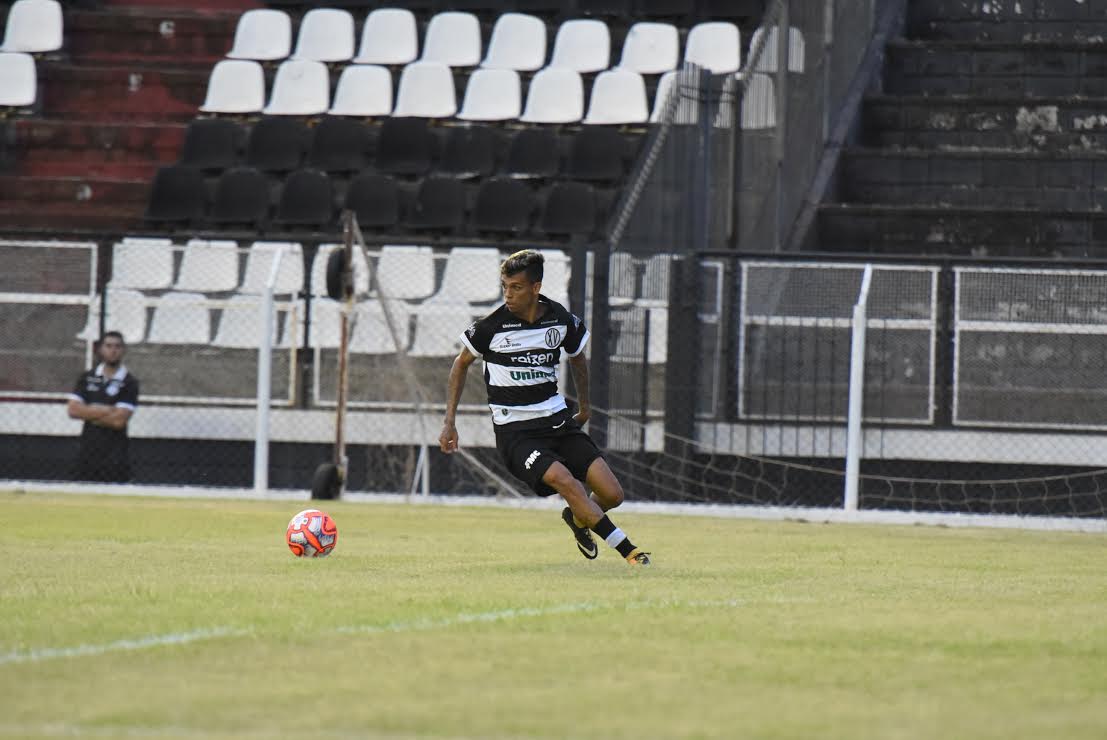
67, 331, 140, 482
438, 250, 650, 566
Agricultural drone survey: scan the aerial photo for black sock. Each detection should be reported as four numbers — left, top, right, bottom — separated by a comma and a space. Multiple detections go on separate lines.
590, 515, 637, 558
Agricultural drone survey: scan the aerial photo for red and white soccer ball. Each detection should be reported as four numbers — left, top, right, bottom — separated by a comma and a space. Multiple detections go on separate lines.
286, 509, 338, 557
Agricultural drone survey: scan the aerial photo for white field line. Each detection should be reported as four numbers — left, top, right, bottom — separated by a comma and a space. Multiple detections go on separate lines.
0, 627, 249, 666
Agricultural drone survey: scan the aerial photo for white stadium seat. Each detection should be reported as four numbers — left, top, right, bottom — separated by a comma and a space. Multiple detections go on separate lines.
226, 9, 291, 62
0, 52, 35, 107
353, 8, 418, 66
684, 22, 741, 74
147, 292, 211, 345
392, 61, 456, 118
263, 59, 329, 116
109, 239, 174, 290
618, 22, 678, 75
640, 253, 670, 306
583, 68, 648, 125
647, 307, 667, 364
311, 244, 370, 297
750, 26, 806, 73
240, 241, 304, 295
0, 0, 62, 54
78, 288, 147, 345
200, 60, 265, 114
376, 246, 435, 300
328, 64, 392, 117
549, 19, 610, 74
539, 249, 570, 307
457, 68, 520, 122
212, 295, 277, 349
482, 13, 546, 72
519, 67, 583, 124
435, 247, 502, 304
610, 252, 636, 307
309, 298, 342, 348
350, 299, 409, 354
291, 8, 354, 63
741, 73, 776, 129
408, 301, 469, 357
421, 11, 481, 68
174, 239, 239, 293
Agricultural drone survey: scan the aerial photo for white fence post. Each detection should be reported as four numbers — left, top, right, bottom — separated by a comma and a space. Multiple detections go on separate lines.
253, 246, 285, 495
844, 263, 873, 513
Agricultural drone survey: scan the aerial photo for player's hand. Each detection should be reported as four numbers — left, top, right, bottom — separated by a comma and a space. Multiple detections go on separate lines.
573, 406, 591, 426
439, 422, 459, 454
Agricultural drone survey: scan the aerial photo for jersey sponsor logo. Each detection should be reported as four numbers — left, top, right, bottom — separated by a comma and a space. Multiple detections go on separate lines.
511, 351, 556, 366
501, 322, 522, 328
544, 328, 561, 347
524, 450, 541, 470
510, 368, 556, 382
493, 336, 521, 351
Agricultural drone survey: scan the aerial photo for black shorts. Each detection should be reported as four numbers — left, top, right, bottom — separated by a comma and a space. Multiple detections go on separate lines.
495, 409, 602, 497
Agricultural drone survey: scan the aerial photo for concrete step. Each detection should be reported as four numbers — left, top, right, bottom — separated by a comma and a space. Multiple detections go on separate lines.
907, 0, 1107, 43
885, 40, 1107, 97
7, 119, 184, 178
64, 9, 239, 66
0, 174, 149, 205
817, 204, 1107, 258
863, 95, 1107, 152
37, 62, 208, 122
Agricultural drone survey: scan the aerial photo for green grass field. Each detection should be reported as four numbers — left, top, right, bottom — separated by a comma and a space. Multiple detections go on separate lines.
1, 491, 1105, 739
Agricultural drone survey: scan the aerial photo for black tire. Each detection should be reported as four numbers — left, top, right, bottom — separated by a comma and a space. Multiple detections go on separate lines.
325, 248, 349, 301
311, 462, 343, 500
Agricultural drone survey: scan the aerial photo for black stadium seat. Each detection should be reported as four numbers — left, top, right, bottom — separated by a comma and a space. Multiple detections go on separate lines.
245, 117, 308, 173
473, 177, 535, 234
375, 117, 437, 176
179, 118, 243, 172
345, 173, 400, 229
308, 117, 373, 174
567, 126, 628, 182
408, 176, 466, 230
145, 166, 207, 224
275, 168, 333, 228
439, 125, 497, 180
504, 128, 560, 180
540, 181, 596, 238
210, 167, 270, 228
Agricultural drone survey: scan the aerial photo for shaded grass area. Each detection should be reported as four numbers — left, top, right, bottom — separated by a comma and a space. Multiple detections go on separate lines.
1, 492, 1105, 739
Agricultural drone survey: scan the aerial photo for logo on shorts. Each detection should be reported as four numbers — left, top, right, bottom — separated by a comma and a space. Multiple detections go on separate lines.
524, 450, 541, 470
544, 328, 561, 348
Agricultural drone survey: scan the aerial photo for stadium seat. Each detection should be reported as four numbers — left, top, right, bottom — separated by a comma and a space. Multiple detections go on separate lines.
291, 8, 355, 63
308, 117, 372, 173
646, 306, 667, 363
617, 22, 678, 74
350, 299, 410, 354
636, 0, 694, 15
457, 68, 521, 122
519, 67, 583, 124
211, 294, 279, 349
610, 252, 636, 306
263, 60, 330, 116
145, 166, 207, 224
210, 167, 271, 228
741, 72, 776, 129
549, 19, 610, 73
147, 292, 211, 345
174, 239, 240, 293
439, 125, 497, 179
640, 253, 670, 306
392, 61, 457, 118
328, 64, 392, 117
577, 0, 632, 18
245, 117, 308, 172
749, 25, 806, 73
481, 13, 546, 72
473, 178, 535, 235
434, 247, 502, 304
0, 0, 62, 54
226, 9, 291, 62
78, 288, 147, 345
179, 118, 244, 172
311, 244, 369, 297
583, 68, 648, 125
239, 241, 305, 295
649, 70, 679, 123
408, 176, 467, 231
538, 249, 570, 306
567, 126, 628, 182
374, 117, 437, 175
200, 60, 265, 115
539, 181, 595, 237
0, 52, 36, 108
684, 22, 740, 74
308, 297, 342, 348
376, 245, 436, 300
275, 169, 334, 228
109, 238, 174, 290
344, 173, 400, 229
421, 12, 482, 68
352, 8, 418, 65
408, 301, 469, 357
504, 127, 560, 179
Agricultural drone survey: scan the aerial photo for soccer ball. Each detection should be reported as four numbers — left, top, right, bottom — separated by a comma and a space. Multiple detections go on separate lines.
286, 509, 338, 557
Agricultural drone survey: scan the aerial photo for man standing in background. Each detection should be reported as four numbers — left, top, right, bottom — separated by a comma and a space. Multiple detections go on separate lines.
67, 331, 140, 482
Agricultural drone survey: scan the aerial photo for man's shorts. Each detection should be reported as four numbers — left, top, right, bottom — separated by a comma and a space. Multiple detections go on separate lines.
495, 409, 603, 497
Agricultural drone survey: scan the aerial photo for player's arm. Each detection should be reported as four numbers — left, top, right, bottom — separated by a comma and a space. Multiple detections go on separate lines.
67, 398, 110, 422
568, 352, 591, 425
439, 347, 477, 454
97, 406, 133, 431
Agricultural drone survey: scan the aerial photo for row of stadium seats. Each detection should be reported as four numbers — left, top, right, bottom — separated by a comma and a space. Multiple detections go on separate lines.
0, 51, 36, 108
145, 166, 613, 237
262, 0, 757, 22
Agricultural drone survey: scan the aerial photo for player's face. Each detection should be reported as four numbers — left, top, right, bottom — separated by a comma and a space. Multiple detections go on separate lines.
501, 273, 540, 315
98, 337, 125, 366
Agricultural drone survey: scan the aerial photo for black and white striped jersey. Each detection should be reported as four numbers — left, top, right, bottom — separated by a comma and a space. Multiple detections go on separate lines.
459, 296, 590, 427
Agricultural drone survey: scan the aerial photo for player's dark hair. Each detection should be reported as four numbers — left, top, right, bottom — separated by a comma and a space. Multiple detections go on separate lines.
500, 250, 544, 284
100, 330, 125, 345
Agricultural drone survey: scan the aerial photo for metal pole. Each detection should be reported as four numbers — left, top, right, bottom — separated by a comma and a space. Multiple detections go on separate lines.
844, 263, 872, 513
254, 245, 285, 495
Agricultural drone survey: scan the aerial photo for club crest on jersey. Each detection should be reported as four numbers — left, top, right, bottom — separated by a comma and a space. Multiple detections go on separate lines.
544, 328, 561, 347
